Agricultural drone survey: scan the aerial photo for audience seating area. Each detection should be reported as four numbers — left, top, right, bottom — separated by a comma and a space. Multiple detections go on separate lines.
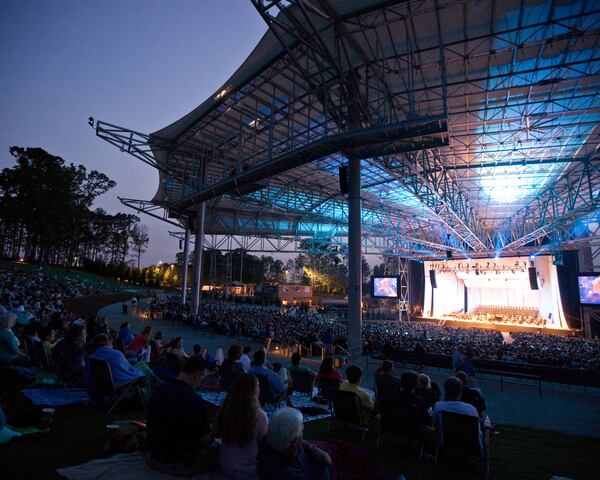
1, 267, 599, 479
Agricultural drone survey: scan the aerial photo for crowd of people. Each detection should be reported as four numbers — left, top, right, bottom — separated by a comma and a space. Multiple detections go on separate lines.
147, 297, 600, 372
144, 347, 490, 479
1, 266, 597, 478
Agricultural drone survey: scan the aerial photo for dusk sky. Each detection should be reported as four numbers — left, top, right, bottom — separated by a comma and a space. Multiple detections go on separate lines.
0, 1, 266, 266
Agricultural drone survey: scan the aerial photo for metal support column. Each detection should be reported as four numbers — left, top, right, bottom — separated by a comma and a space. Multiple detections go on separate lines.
347, 154, 362, 359
181, 224, 190, 305
191, 203, 206, 315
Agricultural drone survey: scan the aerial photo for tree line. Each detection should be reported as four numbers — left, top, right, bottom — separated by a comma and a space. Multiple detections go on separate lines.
0, 146, 382, 294
0, 147, 149, 267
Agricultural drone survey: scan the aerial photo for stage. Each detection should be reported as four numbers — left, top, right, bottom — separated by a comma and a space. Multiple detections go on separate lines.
413, 316, 579, 336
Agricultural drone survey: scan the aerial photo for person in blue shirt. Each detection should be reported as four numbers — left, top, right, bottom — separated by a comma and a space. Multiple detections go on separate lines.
85, 334, 145, 400
264, 324, 274, 353
249, 350, 284, 402
118, 322, 133, 347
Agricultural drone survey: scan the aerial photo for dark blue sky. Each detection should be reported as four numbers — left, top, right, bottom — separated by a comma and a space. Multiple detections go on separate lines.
0, 0, 266, 266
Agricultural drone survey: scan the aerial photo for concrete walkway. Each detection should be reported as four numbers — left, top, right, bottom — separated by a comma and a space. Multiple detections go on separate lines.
99, 299, 600, 439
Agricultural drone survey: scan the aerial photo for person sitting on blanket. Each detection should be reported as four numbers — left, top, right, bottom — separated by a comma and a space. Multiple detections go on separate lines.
39, 326, 57, 369
166, 336, 189, 370
249, 349, 284, 403
0, 312, 28, 366
193, 344, 218, 371
52, 324, 86, 385
85, 334, 151, 401
289, 352, 316, 377
216, 373, 268, 480
220, 344, 246, 380
128, 325, 152, 363
315, 356, 342, 384
257, 407, 331, 480
240, 346, 252, 372
118, 322, 133, 347
147, 355, 218, 476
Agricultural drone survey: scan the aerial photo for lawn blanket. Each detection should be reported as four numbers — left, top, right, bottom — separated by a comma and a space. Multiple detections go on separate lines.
21, 387, 89, 406
199, 388, 331, 423
57, 452, 228, 480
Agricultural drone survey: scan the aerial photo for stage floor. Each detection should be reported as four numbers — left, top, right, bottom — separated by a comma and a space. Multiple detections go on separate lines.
414, 317, 578, 336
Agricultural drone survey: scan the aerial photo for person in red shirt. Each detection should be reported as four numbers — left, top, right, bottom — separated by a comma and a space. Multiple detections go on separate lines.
129, 325, 152, 362
315, 356, 342, 400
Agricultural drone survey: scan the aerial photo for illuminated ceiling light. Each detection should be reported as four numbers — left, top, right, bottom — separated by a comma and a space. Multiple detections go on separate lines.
248, 118, 261, 128
215, 87, 228, 100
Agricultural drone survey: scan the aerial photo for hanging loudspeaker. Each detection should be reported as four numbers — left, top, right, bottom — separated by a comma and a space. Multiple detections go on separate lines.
339, 165, 349, 194
429, 269, 437, 289
528, 267, 539, 290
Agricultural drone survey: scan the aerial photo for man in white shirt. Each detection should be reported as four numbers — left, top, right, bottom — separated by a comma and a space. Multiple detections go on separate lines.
240, 346, 252, 372
433, 376, 481, 448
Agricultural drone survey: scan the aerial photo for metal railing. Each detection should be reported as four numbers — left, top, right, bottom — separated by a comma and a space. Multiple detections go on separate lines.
310, 343, 325, 361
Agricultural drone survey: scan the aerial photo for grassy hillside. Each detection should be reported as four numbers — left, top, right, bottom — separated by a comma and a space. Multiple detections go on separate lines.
0, 259, 123, 291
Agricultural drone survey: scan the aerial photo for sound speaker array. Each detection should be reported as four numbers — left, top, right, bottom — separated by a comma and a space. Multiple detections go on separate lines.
528, 267, 539, 290
339, 166, 349, 194
429, 269, 437, 289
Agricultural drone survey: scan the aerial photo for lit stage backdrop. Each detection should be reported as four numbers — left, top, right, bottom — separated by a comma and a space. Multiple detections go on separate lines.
423, 255, 567, 329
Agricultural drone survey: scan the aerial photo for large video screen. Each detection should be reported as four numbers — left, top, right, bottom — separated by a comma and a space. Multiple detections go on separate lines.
578, 274, 600, 305
372, 276, 399, 298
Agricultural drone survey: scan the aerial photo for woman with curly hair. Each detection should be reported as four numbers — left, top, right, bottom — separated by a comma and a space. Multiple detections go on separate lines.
216, 373, 268, 479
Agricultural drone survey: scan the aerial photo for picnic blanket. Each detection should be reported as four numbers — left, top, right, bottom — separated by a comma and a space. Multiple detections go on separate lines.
57, 452, 227, 480
0, 425, 48, 444
199, 388, 331, 423
21, 387, 89, 406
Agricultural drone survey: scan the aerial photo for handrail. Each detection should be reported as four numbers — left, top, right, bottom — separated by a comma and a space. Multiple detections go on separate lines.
334, 345, 350, 358
311, 343, 325, 361
299, 344, 310, 358
273, 341, 298, 357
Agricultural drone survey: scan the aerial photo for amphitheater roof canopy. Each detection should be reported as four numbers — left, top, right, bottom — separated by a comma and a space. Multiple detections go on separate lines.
98, 0, 600, 259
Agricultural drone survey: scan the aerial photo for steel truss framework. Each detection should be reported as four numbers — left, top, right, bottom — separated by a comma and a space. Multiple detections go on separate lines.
383, 255, 410, 314
97, 0, 600, 261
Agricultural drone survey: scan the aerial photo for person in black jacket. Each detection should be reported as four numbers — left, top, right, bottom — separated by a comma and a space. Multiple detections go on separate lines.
455, 370, 487, 416
147, 356, 217, 476
396, 371, 432, 426
415, 373, 441, 410
374, 360, 401, 401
